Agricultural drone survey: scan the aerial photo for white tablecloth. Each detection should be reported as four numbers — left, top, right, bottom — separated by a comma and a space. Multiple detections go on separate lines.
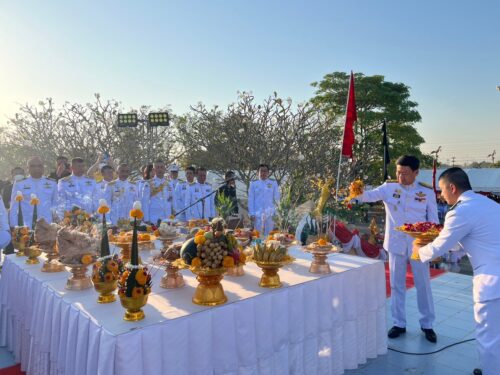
0, 247, 387, 375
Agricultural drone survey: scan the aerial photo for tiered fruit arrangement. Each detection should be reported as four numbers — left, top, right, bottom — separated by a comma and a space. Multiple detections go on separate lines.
267, 230, 296, 246
251, 243, 290, 263
181, 217, 241, 269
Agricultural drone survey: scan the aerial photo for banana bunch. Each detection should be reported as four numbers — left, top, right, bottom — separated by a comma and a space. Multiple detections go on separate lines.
252, 243, 288, 263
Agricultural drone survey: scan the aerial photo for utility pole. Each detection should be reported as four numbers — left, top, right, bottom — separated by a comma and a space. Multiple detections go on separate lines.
451, 156, 456, 167
487, 150, 496, 165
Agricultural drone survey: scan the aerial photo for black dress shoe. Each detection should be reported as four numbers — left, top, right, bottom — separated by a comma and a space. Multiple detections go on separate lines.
421, 328, 437, 343
473, 369, 482, 375
388, 326, 406, 338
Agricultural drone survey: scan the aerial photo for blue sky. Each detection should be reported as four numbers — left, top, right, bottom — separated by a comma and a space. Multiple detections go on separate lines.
1, 0, 499, 165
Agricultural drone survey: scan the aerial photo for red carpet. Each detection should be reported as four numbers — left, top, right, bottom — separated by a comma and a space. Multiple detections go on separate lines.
385, 262, 446, 297
0, 365, 24, 375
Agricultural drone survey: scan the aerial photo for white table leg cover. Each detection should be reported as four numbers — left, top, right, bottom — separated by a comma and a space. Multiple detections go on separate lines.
0, 254, 387, 375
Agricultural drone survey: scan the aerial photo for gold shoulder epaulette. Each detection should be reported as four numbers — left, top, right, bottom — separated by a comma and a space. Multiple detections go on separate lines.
107, 180, 117, 186
418, 181, 433, 189
61, 175, 71, 182
385, 179, 398, 183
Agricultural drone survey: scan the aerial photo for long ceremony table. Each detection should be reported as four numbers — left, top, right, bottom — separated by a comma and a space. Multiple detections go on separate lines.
0, 247, 387, 375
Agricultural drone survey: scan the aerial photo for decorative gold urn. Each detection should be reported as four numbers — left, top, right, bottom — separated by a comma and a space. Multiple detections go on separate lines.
191, 267, 227, 306
303, 244, 340, 274
93, 280, 118, 303
62, 263, 93, 290
160, 262, 185, 289
25, 246, 42, 264
13, 239, 27, 257
225, 264, 245, 277
41, 250, 65, 272
254, 257, 294, 288
120, 294, 149, 321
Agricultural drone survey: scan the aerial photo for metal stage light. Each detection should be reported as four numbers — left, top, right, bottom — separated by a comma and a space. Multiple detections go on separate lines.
117, 113, 138, 127
148, 112, 170, 127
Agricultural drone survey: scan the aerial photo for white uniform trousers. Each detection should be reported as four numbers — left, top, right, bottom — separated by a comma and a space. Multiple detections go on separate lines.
254, 216, 275, 236
389, 252, 435, 329
474, 298, 500, 375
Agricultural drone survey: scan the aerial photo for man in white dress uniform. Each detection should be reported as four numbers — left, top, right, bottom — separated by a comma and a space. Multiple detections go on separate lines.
9, 156, 58, 228
0, 198, 11, 249
248, 164, 280, 236
104, 164, 138, 225
186, 167, 215, 221
174, 166, 196, 221
414, 168, 500, 375
353, 155, 439, 342
141, 160, 173, 224
57, 158, 97, 215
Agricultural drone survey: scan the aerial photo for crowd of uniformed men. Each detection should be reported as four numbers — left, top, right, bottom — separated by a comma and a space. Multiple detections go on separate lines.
0, 155, 280, 253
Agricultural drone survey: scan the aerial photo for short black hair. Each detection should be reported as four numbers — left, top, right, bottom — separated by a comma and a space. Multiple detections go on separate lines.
11, 167, 24, 174
396, 155, 420, 171
258, 164, 270, 171
56, 156, 68, 162
439, 167, 472, 191
71, 157, 84, 165
186, 166, 196, 173
224, 170, 235, 179
101, 165, 114, 174
197, 167, 207, 173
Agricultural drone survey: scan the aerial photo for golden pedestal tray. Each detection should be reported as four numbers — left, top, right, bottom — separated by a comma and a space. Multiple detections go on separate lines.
41, 250, 65, 272
93, 280, 118, 303
254, 256, 294, 288
396, 228, 440, 260
120, 294, 149, 321
61, 263, 93, 290
303, 244, 341, 274
226, 264, 245, 277
25, 246, 42, 265
158, 241, 185, 289
191, 267, 227, 306
111, 239, 153, 264
13, 240, 27, 257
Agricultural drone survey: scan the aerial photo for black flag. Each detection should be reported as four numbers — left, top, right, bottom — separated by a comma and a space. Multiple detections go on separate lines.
382, 120, 390, 180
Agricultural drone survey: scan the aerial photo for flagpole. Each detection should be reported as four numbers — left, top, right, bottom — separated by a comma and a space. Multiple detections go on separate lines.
332, 71, 354, 243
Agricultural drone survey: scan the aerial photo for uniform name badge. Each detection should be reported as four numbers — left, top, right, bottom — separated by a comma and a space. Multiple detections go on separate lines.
267, 183, 272, 188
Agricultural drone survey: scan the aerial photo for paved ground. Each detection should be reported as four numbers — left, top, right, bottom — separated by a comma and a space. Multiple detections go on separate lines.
347, 271, 478, 375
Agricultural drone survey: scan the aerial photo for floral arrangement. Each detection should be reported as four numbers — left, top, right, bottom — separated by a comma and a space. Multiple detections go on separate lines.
12, 226, 31, 250
117, 202, 153, 299
92, 254, 124, 283
398, 222, 443, 235
62, 206, 92, 228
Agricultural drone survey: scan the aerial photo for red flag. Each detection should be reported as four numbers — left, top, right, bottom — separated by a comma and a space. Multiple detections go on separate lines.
341, 71, 357, 158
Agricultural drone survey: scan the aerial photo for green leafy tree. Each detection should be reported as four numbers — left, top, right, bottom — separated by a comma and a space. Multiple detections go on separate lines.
311, 72, 432, 184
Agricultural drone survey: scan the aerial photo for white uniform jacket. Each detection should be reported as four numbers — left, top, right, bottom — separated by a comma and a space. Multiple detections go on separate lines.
0, 198, 11, 248
419, 190, 500, 303
57, 175, 98, 215
186, 182, 215, 220
10, 176, 58, 228
358, 182, 439, 256
173, 180, 193, 218
141, 176, 173, 224
104, 179, 139, 225
248, 179, 280, 218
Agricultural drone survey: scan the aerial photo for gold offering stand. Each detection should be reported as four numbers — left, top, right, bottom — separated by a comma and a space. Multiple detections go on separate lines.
111, 239, 154, 264
396, 228, 440, 261
158, 238, 185, 289
120, 294, 149, 321
190, 266, 227, 306
253, 256, 294, 288
226, 263, 245, 277
303, 244, 341, 274
61, 262, 93, 290
94, 279, 118, 303
40, 243, 65, 272
25, 246, 42, 265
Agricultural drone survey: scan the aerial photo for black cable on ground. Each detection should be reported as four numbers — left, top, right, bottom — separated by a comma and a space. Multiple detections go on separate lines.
388, 338, 475, 355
